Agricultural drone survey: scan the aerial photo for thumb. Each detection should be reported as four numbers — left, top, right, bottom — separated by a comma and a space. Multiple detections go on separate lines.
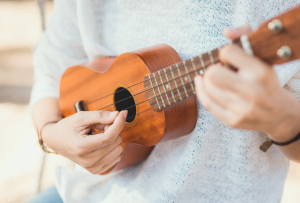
223, 25, 252, 40
79, 110, 127, 151
74, 110, 119, 126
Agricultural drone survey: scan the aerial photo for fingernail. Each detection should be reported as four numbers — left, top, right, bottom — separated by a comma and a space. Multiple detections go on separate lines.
109, 111, 118, 117
123, 110, 128, 119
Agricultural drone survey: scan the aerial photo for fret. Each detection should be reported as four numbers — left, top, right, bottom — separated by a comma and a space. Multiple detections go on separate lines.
183, 61, 195, 94
148, 75, 161, 110
208, 51, 215, 64
191, 58, 198, 76
170, 66, 182, 100
176, 64, 188, 97
158, 71, 171, 106
153, 73, 166, 108
145, 47, 224, 111
199, 54, 206, 74
164, 69, 176, 103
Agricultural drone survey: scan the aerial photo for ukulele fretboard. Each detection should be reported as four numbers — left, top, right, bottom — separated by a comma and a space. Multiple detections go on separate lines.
143, 47, 221, 111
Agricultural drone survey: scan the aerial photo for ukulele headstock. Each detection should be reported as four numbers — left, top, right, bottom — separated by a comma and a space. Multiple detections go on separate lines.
244, 5, 300, 65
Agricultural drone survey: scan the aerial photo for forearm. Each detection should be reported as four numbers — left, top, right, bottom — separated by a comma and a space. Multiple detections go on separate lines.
32, 98, 63, 132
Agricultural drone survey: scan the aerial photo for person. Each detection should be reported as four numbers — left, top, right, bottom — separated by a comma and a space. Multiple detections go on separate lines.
28, 1, 300, 202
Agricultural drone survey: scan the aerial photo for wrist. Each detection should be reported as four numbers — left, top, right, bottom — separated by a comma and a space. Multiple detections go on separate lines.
38, 121, 58, 154
268, 100, 300, 143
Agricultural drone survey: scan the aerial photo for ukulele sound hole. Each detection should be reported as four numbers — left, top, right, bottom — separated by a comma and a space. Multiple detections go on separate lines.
114, 87, 136, 122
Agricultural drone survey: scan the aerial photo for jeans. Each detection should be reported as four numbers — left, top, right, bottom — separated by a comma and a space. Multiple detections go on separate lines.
27, 186, 63, 203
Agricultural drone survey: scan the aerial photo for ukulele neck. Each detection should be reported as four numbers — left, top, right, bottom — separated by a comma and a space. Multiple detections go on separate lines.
143, 47, 221, 111
144, 5, 300, 112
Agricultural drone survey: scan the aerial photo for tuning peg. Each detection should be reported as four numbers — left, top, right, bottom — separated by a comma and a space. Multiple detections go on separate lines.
277, 46, 292, 59
268, 19, 283, 33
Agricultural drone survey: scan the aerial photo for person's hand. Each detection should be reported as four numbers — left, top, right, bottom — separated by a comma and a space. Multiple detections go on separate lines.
42, 110, 127, 174
194, 25, 300, 142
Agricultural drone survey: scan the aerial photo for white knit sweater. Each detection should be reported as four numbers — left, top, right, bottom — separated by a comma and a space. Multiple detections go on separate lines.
30, 1, 300, 202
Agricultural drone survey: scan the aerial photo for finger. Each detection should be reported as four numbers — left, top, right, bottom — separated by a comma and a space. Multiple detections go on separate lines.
93, 123, 111, 131
204, 64, 256, 108
194, 76, 230, 121
83, 134, 122, 160
97, 154, 122, 174
203, 72, 249, 113
74, 110, 119, 127
219, 44, 269, 74
104, 124, 111, 131
223, 25, 252, 40
88, 144, 123, 174
82, 110, 127, 150
101, 110, 127, 145
93, 123, 105, 131
205, 63, 245, 93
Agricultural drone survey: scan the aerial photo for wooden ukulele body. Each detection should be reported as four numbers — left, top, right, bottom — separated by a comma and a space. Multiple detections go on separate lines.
59, 44, 198, 174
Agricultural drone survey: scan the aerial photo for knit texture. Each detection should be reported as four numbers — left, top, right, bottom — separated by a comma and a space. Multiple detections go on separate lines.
30, 1, 300, 202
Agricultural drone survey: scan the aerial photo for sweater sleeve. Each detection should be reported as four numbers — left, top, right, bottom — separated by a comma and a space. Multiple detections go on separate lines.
30, 0, 88, 110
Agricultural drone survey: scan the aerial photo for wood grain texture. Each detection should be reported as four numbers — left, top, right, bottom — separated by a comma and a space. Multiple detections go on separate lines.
59, 44, 197, 174
247, 5, 300, 64
143, 49, 220, 112
133, 44, 198, 142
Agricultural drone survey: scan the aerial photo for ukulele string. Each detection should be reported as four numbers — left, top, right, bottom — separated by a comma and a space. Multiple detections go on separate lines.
86, 29, 276, 108
85, 57, 208, 106
95, 70, 197, 111
108, 33, 281, 121
97, 80, 194, 120
125, 107, 153, 121
98, 98, 148, 111
89, 61, 208, 110
118, 33, 282, 114
86, 66, 181, 105
86, 80, 144, 105
95, 87, 149, 110
100, 81, 189, 113
118, 90, 189, 121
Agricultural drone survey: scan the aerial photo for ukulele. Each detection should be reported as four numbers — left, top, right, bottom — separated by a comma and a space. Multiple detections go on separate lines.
59, 6, 300, 174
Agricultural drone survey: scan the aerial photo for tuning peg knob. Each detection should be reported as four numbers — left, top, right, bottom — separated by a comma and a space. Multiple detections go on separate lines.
268, 19, 283, 33
277, 46, 292, 59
